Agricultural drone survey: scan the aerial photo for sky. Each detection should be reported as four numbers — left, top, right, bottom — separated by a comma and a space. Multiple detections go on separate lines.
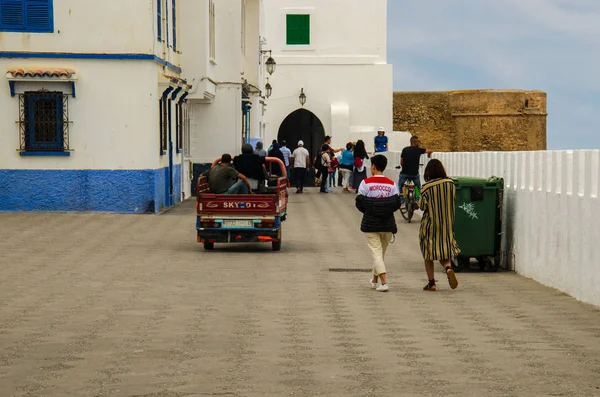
387, 0, 600, 150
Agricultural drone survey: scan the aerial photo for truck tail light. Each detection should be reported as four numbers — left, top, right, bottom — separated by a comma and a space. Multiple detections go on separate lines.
199, 219, 220, 228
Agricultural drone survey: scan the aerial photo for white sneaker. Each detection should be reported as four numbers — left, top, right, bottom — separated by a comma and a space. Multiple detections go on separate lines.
370, 278, 378, 289
376, 284, 389, 292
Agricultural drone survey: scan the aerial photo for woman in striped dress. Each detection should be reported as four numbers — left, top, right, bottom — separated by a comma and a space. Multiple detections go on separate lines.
419, 159, 460, 291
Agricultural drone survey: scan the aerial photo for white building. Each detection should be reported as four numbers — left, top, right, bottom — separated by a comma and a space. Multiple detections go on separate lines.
0, 0, 392, 212
0, 0, 267, 212
181, 0, 268, 198
260, 0, 392, 158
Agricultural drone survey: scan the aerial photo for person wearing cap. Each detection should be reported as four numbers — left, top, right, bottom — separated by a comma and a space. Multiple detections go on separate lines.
323, 135, 343, 153
291, 140, 310, 194
374, 127, 388, 153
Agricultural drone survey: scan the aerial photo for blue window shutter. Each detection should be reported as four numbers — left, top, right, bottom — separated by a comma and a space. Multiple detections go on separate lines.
172, 0, 176, 50
25, 0, 52, 32
157, 0, 161, 41
0, 0, 26, 30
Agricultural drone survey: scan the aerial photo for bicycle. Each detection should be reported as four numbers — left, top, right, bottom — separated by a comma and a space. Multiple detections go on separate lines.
395, 166, 422, 223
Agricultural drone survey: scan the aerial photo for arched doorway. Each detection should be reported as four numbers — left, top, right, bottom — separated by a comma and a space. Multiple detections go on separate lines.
277, 109, 325, 164
278, 109, 325, 187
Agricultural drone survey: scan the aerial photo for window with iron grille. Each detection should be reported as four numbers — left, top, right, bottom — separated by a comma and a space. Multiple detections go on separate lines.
159, 97, 168, 154
18, 91, 69, 152
0, 0, 53, 33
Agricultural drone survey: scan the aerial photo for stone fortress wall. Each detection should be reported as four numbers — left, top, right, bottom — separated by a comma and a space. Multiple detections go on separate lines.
393, 90, 547, 152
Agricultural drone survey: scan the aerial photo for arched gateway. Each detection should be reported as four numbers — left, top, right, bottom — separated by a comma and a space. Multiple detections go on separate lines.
277, 109, 325, 163
277, 109, 326, 187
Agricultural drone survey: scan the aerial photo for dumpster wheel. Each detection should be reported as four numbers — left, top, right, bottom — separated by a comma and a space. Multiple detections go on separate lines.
477, 256, 498, 273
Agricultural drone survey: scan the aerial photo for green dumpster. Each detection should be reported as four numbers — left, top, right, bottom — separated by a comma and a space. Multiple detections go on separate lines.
451, 177, 504, 272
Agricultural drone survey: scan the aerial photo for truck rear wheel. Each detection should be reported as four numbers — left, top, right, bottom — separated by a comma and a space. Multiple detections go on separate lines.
272, 231, 282, 251
272, 240, 281, 251
203, 242, 214, 251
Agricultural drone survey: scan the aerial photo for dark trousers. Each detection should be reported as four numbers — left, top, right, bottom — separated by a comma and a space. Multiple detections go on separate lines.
320, 169, 329, 192
294, 168, 306, 191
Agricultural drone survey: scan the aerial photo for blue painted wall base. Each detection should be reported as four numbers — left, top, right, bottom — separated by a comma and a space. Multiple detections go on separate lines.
0, 165, 182, 213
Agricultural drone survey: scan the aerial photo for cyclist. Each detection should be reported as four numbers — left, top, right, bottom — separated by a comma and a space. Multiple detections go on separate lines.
398, 135, 433, 192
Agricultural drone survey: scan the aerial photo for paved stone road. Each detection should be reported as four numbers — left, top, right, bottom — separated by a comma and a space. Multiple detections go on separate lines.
1, 190, 600, 397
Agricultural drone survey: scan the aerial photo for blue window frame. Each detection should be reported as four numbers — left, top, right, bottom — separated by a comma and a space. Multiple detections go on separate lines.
156, 0, 162, 41
23, 91, 66, 151
0, 0, 54, 33
172, 0, 176, 50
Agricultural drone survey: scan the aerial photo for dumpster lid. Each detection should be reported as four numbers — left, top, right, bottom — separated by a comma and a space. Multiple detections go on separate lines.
452, 176, 504, 188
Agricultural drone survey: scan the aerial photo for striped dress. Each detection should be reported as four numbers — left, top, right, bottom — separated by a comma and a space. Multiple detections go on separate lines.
419, 177, 461, 261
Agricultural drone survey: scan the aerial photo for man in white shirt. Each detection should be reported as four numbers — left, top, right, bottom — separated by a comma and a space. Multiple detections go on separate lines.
291, 140, 310, 194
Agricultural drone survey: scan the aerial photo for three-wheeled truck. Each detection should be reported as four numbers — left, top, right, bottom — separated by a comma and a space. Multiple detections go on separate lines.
196, 157, 289, 251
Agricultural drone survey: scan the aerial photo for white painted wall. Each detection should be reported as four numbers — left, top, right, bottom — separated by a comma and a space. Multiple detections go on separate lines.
0, 60, 163, 170
263, 0, 387, 63
384, 150, 600, 308
189, 85, 243, 164
184, 0, 264, 163
264, 64, 392, 150
262, 0, 392, 152
0, 0, 157, 54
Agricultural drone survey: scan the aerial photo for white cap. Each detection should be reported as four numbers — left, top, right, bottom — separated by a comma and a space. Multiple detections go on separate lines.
298, 140, 304, 146
377, 126, 385, 132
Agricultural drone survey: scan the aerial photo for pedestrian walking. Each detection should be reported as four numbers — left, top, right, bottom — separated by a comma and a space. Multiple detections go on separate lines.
268, 139, 277, 153
339, 142, 354, 192
254, 141, 267, 157
419, 159, 460, 291
355, 155, 401, 292
328, 155, 339, 187
291, 140, 310, 193
318, 144, 331, 193
280, 140, 292, 180
268, 142, 286, 176
352, 140, 369, 192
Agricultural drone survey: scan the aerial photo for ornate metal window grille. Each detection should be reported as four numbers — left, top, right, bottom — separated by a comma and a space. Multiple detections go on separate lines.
19, 91, 70, 152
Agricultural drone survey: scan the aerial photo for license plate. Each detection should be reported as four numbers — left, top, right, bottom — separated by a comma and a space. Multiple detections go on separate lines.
223, 220, 252, 228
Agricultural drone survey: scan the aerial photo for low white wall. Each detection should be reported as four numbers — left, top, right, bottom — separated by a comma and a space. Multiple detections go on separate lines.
384, 150, 600, 307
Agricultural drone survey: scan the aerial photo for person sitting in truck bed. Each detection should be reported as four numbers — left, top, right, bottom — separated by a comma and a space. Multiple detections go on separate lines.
201, 154, 253, 194
233, 144, 267, 191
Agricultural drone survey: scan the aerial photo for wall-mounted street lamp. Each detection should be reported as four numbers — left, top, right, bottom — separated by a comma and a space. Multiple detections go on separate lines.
266, 55, 276, 75
265, 77, 272, 99
299, 88, 306, 106
260, 50, 277, 75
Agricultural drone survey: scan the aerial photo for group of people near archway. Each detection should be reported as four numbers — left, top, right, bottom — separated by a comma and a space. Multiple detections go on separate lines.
313, 136, 370, 194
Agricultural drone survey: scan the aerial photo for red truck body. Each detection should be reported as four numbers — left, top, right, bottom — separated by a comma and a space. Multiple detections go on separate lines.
196, 157, 289, 251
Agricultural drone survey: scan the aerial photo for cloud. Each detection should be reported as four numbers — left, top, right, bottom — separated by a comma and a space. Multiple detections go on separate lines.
387, 0, 600, 148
